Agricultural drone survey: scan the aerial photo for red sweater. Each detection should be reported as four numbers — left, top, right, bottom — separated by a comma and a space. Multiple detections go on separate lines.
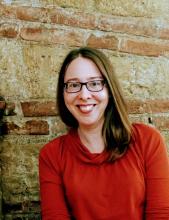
39, 123, 169, 220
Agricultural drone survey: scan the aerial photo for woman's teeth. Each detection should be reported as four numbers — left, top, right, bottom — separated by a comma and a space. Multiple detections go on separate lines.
78, 105, 94, 112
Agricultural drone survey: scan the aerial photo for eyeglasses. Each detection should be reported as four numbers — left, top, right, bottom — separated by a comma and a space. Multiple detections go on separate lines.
64, 80, 105, 93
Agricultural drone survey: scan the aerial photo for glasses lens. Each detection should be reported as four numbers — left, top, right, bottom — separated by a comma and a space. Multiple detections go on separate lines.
66, 82, 81, 93
87, 80, 104, 91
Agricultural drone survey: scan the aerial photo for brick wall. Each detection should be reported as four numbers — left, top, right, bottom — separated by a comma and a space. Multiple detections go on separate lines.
0, 0, 169, 218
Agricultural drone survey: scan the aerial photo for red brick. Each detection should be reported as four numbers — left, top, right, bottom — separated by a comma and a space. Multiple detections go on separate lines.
0, 23, 18, 38
98, 16, 158, 38
0, 4, 47, 22
16, 6, 48, 22
147, 100, 169, 113
25, 120, 49, 135
20, 27, 42, 41
128, 99, 169, 114
50, 8, 96, 29
86, 34, 118, 50
158, 26, 169, 40
54, 30, 84, 46
21, 101, 57, 117
20, 27, 84, 46
3, 120, 49, 135
0, 4, 96, 29
119, 39, 169, 57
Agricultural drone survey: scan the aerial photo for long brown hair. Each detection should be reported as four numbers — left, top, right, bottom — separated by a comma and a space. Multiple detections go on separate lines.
57, 47, 132, 162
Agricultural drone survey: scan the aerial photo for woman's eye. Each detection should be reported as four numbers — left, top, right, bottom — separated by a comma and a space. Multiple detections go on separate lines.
70, 83, 79, 88
90, 81, 100, 87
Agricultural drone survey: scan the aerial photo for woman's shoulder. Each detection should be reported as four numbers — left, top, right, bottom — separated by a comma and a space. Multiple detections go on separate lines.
131, 122, 166, 157
132, 122, 161, 139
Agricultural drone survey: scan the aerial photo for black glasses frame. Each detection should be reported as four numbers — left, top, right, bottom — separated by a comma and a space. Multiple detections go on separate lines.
64, 80, 105, 93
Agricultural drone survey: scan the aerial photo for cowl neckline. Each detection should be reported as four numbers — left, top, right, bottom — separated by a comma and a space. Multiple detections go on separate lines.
66, 129, 109, 165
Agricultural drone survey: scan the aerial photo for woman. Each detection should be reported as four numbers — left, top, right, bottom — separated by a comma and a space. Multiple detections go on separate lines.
39, 47, 169, 219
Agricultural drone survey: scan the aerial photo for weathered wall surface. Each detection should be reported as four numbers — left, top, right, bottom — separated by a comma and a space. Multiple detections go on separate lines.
0, 0, 169, 218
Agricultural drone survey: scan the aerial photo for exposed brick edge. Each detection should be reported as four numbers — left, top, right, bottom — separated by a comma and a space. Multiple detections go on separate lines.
3, 120, 49, 135
1, 23, 169, 56
18, 99, 169, 117
1, 4, 169, 40
127, 99, 169, 114
21, 101, 58, 117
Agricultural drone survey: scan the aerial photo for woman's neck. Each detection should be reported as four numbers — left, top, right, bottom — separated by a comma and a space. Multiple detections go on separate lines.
78, 124, 105, 153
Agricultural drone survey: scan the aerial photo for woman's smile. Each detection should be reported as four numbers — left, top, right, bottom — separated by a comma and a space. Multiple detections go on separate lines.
77, 104, 96, 113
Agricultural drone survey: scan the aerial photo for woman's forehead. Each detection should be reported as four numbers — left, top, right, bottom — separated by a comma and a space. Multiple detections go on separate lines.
64, 57, 102, 81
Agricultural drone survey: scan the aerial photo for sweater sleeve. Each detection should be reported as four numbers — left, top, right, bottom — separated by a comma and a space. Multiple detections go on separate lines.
39, 139, 71, 220
144, 127, 169, 219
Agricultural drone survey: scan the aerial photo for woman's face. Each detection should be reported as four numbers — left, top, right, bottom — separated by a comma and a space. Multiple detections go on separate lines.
63, 57, 109, 129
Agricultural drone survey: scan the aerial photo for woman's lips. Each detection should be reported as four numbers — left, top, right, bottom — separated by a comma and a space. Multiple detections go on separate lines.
77, 104, 95, 113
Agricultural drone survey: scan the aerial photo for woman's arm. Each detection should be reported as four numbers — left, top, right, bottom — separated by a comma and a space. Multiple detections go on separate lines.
145, 128, 169, 219
39, 141, 71, 220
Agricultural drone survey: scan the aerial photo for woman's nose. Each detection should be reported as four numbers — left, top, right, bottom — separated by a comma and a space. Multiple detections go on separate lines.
78, 84, 92, 99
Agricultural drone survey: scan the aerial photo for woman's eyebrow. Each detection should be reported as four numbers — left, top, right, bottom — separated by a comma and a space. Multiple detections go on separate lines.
66, 78, 79, 82
65, 76, 103, 82
88, 76, 103, 80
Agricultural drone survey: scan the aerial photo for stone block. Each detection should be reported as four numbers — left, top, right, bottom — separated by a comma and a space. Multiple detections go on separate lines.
0, 40, 69, 99
106, 53, 169, 99
95, 0, 169, 18
1, 141, 42, 205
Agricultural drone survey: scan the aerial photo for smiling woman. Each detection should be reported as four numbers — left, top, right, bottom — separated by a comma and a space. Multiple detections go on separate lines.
39, 47, 169, 220
56, 47, 131, 158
